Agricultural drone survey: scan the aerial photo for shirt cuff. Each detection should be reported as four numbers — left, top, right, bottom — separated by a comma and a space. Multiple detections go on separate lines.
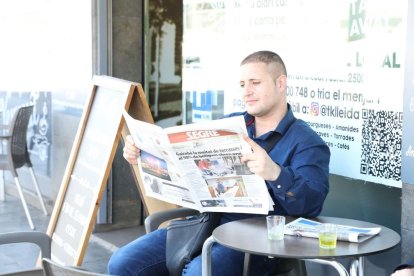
268, 167, 293, 195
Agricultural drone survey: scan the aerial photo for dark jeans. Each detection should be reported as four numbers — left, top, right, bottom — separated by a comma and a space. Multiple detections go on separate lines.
107, 228, 281, 275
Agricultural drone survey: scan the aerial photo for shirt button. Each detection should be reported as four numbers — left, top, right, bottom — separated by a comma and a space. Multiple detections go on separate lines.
277, 185, 281, 189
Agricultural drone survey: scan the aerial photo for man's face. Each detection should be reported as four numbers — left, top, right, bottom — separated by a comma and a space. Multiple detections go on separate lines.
239, 62, 285, 118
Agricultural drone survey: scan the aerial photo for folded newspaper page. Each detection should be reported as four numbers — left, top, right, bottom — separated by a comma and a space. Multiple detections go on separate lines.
284, 217, 381, 243
123, 111, 272, 214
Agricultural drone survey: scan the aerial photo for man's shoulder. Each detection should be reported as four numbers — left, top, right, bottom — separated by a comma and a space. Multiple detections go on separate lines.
292, 119, 328, 145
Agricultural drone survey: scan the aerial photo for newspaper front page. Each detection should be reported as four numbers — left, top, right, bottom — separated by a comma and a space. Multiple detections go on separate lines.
284, 217, 382, 243
123, 111, 271, 214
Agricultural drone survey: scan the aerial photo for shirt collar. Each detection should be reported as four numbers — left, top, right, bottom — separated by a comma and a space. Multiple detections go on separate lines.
243, 104, 296, 137
275, 104, 296, 135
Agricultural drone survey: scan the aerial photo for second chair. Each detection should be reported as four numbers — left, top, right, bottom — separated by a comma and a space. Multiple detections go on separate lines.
0, 105, 48, 229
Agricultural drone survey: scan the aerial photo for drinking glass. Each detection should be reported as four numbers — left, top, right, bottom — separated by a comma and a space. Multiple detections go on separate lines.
318, 223, 337, 249
266, 215, 285, 241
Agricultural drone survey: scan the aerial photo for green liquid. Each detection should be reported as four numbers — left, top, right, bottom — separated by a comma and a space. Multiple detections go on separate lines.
319, 233, 337, 249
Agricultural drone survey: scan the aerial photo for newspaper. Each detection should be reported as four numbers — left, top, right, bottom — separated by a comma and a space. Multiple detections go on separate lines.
284, 217, 382, 243
123, 111, 273, 214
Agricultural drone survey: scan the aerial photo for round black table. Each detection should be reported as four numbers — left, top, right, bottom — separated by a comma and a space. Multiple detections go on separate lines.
201, 216, 400, 276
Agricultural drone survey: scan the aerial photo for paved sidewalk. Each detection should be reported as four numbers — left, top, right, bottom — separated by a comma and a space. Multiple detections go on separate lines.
0, 195, 144, 274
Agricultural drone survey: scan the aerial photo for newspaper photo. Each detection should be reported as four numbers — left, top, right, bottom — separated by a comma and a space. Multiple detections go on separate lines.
284, 217, 382, 243
123, 111, 272, 214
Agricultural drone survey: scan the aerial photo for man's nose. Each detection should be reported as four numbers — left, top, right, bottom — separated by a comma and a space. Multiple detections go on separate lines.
242, 84, 253, 96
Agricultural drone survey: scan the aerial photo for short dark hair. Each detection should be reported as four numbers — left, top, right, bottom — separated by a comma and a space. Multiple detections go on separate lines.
240, 50, 287, 75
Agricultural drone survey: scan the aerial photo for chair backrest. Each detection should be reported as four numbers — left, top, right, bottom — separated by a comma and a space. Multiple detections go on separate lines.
42, 258, 110, 276
7, 105, 34, 169
0, 231, 51, 276
0, 231, 51, 259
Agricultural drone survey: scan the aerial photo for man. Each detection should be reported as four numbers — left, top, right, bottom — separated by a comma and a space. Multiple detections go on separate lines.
108, 50, 330, 275
216, 180, 225, 196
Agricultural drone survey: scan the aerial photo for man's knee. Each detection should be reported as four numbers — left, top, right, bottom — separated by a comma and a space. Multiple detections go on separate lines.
107, 249, 125, 274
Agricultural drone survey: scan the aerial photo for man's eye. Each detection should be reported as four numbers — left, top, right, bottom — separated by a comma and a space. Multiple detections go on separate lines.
240, 84, 245, 88
253, 81, 260, 85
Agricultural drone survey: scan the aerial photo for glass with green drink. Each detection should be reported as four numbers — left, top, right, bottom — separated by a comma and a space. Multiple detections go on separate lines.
318, 223, 337, 249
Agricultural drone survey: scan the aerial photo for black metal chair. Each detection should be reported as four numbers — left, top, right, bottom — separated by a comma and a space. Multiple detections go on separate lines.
0, 105, 48, 229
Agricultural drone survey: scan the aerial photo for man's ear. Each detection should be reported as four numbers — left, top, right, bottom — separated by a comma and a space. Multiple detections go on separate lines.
278, 74, 287, 90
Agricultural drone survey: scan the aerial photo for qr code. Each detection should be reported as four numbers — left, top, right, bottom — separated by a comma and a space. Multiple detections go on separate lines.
360, 109, 402, 181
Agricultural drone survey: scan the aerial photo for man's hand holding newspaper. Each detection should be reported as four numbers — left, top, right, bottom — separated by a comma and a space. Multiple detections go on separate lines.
123, 111, 274, 214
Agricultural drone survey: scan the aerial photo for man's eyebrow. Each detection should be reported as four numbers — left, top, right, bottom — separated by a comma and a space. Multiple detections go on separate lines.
240, 78, 260, 83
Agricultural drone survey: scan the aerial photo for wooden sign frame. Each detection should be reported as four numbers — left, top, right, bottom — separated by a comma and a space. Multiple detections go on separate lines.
46, 75, 174, 266
46, 75, 136, 265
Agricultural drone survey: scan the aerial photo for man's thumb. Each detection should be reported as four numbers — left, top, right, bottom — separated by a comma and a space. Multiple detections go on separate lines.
242, 135, 260, 152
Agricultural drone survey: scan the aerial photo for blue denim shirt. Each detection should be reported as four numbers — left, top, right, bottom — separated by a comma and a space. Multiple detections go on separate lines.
221, 104, 330, 223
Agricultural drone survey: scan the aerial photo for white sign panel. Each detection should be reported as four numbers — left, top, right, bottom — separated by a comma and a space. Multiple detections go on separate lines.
183, 0, 408, 187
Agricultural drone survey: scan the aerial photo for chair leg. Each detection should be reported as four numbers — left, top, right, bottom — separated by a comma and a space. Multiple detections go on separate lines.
28, 167, 48, 215
14, 177, 35, 229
